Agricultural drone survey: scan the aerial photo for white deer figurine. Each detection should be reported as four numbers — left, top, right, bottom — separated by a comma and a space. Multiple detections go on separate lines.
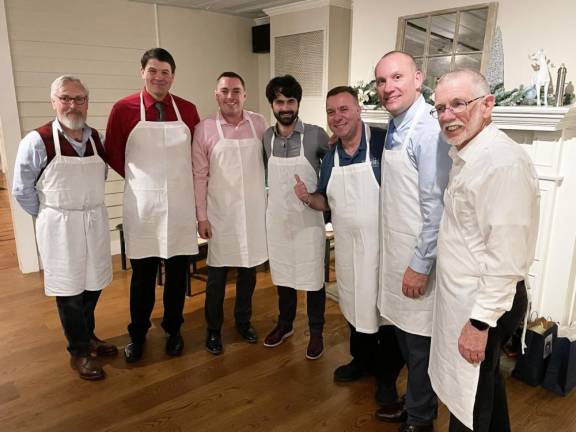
529, 49, 552, 106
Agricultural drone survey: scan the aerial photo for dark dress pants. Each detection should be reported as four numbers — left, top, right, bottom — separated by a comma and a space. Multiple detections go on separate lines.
205, 266, 256, 331
277, 285, 326, 335
128, 255, 189, 343
449, 281, 528, 432
56, 290, 101, 356
396, 328, 437, 425
349, 323, 405, 404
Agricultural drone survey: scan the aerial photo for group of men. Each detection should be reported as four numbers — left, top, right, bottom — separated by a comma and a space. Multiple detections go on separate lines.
12, 47, 539, 432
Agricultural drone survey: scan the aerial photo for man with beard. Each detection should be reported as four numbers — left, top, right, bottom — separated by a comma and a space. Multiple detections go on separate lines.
193, 72, 268, 354
13, 75, 116, 380
429, 69, 538, 432
294, 86, 405, 417
261, 75, 329, 359
106, 48, 200, 362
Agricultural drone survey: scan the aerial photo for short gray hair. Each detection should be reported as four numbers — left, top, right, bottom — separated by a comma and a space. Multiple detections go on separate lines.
436, 69, 490, 97
50, 75, 89, 98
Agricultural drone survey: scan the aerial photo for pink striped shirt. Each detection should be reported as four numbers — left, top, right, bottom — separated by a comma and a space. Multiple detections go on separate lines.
192, 110, 268, 221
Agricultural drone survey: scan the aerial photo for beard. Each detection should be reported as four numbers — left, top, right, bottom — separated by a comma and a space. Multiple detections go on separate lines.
274, 110, 298, 126
59, 110, 86, 131
441, 116, 484, 148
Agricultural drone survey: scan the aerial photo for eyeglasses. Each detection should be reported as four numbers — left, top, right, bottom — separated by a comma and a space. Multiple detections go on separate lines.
55, 95, 87, 105
430, 95, 486, 119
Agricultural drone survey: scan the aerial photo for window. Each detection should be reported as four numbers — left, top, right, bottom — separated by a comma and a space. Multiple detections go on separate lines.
396, 3, 498, 89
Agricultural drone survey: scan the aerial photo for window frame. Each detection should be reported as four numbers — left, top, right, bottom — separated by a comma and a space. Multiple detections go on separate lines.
395, 2, 498, 88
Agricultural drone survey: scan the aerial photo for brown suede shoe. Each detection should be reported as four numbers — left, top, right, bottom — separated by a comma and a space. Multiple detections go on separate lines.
90, 336, 118, 357
70, 355, 105, 380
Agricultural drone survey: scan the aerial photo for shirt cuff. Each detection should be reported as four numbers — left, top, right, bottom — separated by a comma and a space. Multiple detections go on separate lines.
409, 255, 433, 275
469, 304, 501, 328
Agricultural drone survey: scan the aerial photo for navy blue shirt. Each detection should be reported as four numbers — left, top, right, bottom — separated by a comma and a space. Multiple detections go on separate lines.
316, 124, 386, 196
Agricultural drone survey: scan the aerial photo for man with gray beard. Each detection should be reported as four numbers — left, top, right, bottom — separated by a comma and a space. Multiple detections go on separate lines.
12, 75, 116, 380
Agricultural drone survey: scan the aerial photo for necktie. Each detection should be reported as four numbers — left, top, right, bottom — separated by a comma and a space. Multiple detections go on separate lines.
154, 102, 165, 121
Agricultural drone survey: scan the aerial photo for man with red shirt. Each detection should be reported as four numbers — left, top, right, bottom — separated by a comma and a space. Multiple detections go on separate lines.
105, 48, 200, 363
13, 75, 116, 380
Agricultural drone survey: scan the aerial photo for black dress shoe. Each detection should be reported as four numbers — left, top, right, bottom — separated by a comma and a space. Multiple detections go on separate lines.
375, 400, 407, 423
124, 341, 144, 363
166, 333, 184, 357
236, 323, 258, 343
206, 330, 223, 355
399, 422, 434, 432
333, 360, 367, 382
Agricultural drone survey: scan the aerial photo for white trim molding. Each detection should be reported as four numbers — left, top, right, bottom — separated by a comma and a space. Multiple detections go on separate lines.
264, 0, 350, 17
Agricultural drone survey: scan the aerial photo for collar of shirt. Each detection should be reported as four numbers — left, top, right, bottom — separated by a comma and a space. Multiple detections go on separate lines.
217, 109, 252, 129
450, 123, 497, 165
274, 118, 304, 138
391, 94, 426, 132
54, 118, 91, 145
142, 88, 171, 109
336, 122, 367, 161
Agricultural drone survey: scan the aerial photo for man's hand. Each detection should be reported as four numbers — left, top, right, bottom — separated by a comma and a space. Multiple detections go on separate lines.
294, 175, 310, 203
458, 321, 489, 364
401, 267, 429, 299
198, 220, 212, 239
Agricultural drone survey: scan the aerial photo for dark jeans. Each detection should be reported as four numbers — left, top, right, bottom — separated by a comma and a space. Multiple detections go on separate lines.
449, 281, 528, 432
396, 328, 437, 425
349, 323, 405, 404
128, 255, 189, 343
56, 290, 101, 357
277, 285, 325, 335
205, 266, 256, 331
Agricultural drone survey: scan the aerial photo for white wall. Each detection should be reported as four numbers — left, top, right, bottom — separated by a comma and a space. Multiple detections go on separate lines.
350, 0, 576, 90
1, 0, 262, 272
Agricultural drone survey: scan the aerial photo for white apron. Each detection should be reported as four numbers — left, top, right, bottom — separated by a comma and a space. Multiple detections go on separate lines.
266, 128, 325, 291
378, 104, 435, 336
429, 185, 482, 430
123, 93, 198, 259
206, 113, 268, 267
327, 125, 381, 333
35, 122, 112, 296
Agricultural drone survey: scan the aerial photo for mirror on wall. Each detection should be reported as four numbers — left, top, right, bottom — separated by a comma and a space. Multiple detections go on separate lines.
397, 3, 497, 89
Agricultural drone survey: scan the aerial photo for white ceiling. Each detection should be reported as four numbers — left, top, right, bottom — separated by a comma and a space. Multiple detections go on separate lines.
129, 0, 298, 19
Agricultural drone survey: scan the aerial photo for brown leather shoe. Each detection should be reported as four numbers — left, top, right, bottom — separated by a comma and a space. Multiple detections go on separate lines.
70, 355, 105, 380
90, 336, 118, 356
306, 334, 324, 360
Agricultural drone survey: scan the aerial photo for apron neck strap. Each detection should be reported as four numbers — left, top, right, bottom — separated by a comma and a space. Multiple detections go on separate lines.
140, 92, 181, 122
398, 101, 426, 151
216, 111, 257, 140
271, 123, 305, 156
88, 135, 97, 155
334, 123, 370, 167
51, 121, 62, 156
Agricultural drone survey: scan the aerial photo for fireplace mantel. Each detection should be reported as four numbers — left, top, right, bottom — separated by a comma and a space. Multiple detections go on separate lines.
361, 105, 576, 132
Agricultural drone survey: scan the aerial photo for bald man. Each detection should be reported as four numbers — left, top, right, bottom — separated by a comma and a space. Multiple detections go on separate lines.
374, 51, 452, 431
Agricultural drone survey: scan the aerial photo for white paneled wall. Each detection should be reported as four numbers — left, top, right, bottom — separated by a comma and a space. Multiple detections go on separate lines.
3, 0, 260, 264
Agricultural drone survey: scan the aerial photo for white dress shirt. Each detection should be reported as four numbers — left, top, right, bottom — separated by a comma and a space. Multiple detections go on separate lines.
445, 123, 539, 326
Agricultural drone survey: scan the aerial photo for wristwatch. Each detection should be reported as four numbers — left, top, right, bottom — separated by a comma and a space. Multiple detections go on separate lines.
469, 319, 490, 331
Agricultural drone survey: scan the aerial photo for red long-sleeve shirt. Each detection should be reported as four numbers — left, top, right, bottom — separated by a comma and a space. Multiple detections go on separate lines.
105, 88, 200, 177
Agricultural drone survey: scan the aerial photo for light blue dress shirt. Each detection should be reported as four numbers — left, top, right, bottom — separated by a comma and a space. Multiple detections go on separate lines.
384, 95, 452, 275
12, 119, 103, 216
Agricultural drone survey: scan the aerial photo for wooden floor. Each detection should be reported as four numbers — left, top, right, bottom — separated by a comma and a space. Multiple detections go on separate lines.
1, 177, 575, 432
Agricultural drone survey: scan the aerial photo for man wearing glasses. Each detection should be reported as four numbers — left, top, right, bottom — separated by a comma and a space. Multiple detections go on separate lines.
12, 76, 116, 380
429, 69, 538, 431
374, 51, 451, 432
